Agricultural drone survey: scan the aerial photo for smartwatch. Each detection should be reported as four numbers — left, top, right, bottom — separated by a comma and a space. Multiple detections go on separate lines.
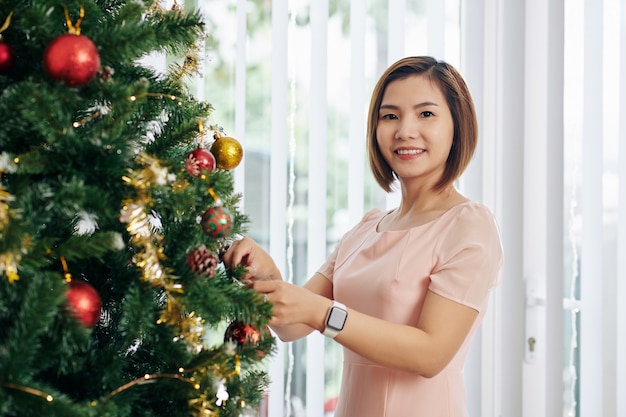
322, 301, 348, 338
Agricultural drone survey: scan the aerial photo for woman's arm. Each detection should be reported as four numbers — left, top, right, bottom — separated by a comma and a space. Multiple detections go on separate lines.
221, 238, 335, 341
265, 273, 334, 341
254, 279, 478, 377
334, 291, 478, 377
225, 238, 480, 376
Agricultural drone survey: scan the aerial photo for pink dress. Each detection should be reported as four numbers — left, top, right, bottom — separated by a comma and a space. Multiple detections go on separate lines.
317, 201, 503, 417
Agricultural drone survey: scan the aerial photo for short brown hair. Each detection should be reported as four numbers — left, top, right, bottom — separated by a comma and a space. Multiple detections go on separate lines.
367, 56, 478, 192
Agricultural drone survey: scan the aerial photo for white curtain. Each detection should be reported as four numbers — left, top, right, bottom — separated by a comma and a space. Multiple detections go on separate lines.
189, 0, 625, 416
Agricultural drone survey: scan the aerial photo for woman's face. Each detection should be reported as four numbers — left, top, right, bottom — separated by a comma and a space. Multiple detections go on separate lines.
375, 74, 454, 187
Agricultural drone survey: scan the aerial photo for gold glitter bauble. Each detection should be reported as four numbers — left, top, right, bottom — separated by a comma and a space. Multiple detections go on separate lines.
210, 136, 243, 170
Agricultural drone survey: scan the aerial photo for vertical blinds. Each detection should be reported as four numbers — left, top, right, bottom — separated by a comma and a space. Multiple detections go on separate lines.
184, 0, 625, 416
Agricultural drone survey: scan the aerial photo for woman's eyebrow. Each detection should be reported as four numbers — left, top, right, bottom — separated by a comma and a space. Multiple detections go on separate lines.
379, 101, 440, 110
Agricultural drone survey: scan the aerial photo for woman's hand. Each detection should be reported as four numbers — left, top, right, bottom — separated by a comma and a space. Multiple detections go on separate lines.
222, 237, 333, 341
251, 279, 330, 331
221, 237, 282, 282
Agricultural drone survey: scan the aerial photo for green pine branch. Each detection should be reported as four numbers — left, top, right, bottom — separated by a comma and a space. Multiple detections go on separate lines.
0, 1, 274, 416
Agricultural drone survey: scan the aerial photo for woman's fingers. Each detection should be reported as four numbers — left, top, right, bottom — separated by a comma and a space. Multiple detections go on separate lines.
221, 237, 279, 282
222, 238, 251, 269
250, 280, 319, 328
251, 279, 278, 294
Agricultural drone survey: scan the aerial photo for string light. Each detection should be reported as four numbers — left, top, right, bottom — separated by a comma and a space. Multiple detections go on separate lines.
1, 382, 54, 402
104, 373, 194, 400
5, 90, 183, 165
0, 4, 248, 415
128, 93, 181, 105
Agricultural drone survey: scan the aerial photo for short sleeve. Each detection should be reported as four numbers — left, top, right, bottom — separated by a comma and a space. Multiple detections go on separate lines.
429, 204, 503, 311
317, 244, 338, 281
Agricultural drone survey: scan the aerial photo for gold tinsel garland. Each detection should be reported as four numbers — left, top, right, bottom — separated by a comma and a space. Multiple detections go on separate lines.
0, 183, 13, 231
1, 149, 235, 413
121, 152, 239, 416
121, 152, 206, 351
0, 162, 23, 283
2, 2, 240, 410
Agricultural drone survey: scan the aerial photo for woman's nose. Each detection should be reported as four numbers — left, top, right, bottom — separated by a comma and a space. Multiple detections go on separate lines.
394, 118, 419, 140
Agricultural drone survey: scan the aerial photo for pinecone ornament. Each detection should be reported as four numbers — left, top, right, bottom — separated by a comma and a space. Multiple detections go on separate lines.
186, 245, 220, 277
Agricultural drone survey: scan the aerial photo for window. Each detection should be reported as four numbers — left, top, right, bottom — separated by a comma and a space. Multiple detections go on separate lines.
187, 1, 461, 415
563, 0, 622, 415
174, 1, 626, 416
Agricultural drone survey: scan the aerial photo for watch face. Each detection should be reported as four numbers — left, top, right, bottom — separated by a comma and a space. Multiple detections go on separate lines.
327, 307, 348, 330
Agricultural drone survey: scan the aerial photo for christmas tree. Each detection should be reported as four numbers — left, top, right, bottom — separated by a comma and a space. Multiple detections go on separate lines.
0, 1, 274, 416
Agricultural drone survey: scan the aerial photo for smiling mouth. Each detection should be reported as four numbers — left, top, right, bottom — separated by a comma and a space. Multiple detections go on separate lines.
395, 149, 424, 155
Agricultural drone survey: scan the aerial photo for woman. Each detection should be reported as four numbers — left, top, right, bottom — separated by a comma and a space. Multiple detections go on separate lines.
223, 56, 503, 417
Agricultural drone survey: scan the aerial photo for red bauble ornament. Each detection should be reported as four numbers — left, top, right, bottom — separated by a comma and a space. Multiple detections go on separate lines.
66, 280, 101, 328
225, 321, 261, 346
186, 244, 220, 277
201, 206, 234, 238
224, 321, 270, 360
43, 33, 100, 87
0, 41, 15, 74
185, 148, 216, 177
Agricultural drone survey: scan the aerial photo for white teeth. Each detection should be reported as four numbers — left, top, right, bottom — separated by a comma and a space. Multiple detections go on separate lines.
396, 149, 423, 155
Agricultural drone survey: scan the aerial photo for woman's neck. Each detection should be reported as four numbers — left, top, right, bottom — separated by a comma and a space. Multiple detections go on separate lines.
378, 185, 468, 231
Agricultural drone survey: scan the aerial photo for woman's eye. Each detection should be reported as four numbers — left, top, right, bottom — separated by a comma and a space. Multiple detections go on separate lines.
421, 111, 434, 118
380, 113, 398, 120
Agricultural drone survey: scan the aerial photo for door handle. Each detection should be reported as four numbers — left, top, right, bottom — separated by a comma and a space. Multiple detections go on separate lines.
525, 278, 545, 364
